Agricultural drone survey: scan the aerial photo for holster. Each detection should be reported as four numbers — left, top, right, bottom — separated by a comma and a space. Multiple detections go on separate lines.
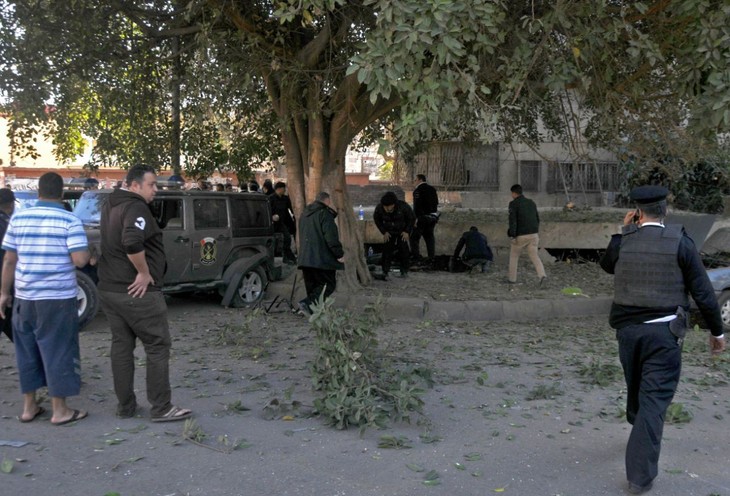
669, 306, 688, 345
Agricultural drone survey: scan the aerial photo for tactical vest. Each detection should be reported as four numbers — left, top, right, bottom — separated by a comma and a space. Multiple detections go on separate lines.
613, 224, 688, 308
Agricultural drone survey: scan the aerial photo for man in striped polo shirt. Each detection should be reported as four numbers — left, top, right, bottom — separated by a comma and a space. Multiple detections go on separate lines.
0, 172, 90, 425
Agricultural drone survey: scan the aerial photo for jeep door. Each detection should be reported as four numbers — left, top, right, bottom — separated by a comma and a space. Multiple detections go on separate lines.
151, 197, 190, 283
189, 197, 233, 281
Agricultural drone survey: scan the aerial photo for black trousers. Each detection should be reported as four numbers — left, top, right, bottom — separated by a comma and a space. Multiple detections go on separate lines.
382, 234, 410, 274
617, 322, 681, 487
275, 223, 296, 262
301, 268, 337, 311
410, 215, 436, 259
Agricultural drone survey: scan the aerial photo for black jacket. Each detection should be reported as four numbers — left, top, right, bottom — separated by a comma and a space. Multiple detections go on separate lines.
413, 182, 438, 217
98, 189, 166, 292
600, 225, 722, 335
269, 193, 296, 233
373, 200, 416, 235
454, 230, 493, 261
297, 201, 344, 271
508, 194, 540, 237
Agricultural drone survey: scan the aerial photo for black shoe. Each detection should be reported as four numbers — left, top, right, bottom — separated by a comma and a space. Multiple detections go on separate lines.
502, 278, 517, 284
627, 481, 653, 494
297, 301, 311, 316
539, 276, 547, 287
400, 272, 408, 279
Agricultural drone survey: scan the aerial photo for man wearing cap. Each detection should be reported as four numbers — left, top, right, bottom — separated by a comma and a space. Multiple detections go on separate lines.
269, 181, 297, 264
373, 192, 415, 279
600, 185, 725, 494
0, 188, 15, 342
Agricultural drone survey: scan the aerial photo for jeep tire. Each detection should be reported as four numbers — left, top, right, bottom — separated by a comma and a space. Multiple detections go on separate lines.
77, 270, 99, 329
230, 266, 267, 307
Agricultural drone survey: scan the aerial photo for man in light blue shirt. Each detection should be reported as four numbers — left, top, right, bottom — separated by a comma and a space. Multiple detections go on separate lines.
0, 172, 90, 425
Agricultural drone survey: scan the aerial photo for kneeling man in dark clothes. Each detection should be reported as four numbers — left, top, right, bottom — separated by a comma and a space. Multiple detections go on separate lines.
373, 192, 415, 280
453, 226, 493, 273
599, 185, 725, 494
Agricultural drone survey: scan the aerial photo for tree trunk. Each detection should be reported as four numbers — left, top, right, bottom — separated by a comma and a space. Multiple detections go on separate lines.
282, 119, 371, 290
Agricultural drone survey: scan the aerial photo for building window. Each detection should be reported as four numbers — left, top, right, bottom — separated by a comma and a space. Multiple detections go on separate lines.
519, 161, 541, 192
548, 162, 619, 193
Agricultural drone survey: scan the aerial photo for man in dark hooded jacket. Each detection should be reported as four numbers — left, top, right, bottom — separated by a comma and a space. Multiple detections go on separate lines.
373, 191, 415, 279
297, 192, 344, 314
453, 226, 493, 273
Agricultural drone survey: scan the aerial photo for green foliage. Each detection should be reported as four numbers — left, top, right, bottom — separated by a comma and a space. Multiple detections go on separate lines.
309, 297, 426, 432
210, 308, 270, 360
665, 402, 693, 424
525, 382, 564, 401
619, 144, 730, 214
576, 358, 622, 387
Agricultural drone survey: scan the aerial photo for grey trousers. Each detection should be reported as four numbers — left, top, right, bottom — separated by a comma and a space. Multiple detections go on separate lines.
99, 290, 172, 417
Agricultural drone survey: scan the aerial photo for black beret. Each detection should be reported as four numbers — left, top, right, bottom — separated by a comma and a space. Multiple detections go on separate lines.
629, 185, 668, 205
274, 181, 286, 190
0, 188, 15, 204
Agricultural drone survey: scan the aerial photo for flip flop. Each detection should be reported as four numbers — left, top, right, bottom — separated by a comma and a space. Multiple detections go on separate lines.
151, 406, 192, 423
18, 406, 46, 423
52, 409, 88, 426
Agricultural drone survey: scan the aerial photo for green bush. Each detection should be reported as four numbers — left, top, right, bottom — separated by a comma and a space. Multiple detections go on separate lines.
309, 297, 426, 432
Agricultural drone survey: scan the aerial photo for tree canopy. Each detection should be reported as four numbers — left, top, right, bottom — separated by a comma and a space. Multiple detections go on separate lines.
1, 0, 729, 283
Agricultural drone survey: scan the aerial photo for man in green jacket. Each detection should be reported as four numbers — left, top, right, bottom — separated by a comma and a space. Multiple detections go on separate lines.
507, 184, 546, 284
297, 192, 345, 315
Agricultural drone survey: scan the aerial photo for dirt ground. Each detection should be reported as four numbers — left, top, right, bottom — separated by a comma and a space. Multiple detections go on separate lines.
0, 262, 728, 496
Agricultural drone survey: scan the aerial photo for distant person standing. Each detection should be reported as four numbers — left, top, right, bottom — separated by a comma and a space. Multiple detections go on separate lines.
507, 184, 546, 284
98, 164, 192, 422
599, 185, 725, 494
262, 179, 275, 196
0, 172, 90, 425
269, 181, 297, 264
410, 174, 439, 261
297, 192, 344, 315
373, 192, 415, 279
0, 188, 15, 342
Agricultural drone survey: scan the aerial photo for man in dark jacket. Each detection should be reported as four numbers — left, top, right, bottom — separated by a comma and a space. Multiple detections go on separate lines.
269, 181, 297, 264
297, 192, 344, 314
507, 184, 546, 284
0, 188, 14, 342
98, 164, 192, 423
373, 191, 415, 279
410, 174, 439, 261
453, 226, 493, 273
600, 185, 725, 494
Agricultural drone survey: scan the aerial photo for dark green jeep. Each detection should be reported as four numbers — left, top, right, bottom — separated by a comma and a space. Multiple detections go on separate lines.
74, 189, 281, 327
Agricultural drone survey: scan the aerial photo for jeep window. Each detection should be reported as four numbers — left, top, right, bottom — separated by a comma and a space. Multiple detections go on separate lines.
230, 198, 269, 228
150, 199, 184, 229
73, 191, 107, 225
193, 199, 228, 229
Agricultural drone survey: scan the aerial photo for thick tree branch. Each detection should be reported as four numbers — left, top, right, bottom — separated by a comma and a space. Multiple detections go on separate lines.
296, 17, 331, 69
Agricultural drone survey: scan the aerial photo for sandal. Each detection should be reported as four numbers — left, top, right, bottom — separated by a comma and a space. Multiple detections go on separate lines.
151, 406, 192, 423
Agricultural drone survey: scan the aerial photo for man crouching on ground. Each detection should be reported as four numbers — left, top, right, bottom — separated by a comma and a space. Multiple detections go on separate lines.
98, 164, 192, 422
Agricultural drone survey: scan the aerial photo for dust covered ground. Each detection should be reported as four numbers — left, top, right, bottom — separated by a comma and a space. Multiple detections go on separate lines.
359, 256, 615, 302
0, 266, 728, 496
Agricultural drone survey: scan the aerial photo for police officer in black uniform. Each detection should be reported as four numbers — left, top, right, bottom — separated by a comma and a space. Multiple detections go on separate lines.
599, 185, 725, 494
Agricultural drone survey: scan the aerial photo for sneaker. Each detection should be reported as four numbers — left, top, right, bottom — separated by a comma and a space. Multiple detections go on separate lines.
539, 276, 547, 287
502, 278, 517, 284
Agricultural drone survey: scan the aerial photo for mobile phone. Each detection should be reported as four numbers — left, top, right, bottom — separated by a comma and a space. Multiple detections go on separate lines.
632, 209, 640, 223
